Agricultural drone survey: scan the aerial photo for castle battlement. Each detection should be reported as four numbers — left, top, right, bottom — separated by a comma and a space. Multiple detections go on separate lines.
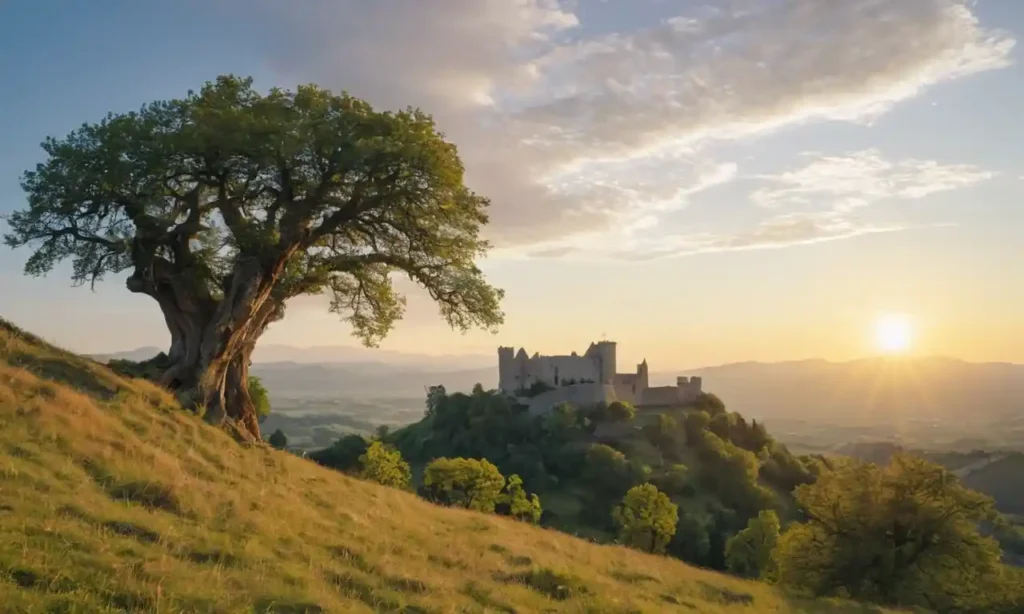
498, 341, 701, 410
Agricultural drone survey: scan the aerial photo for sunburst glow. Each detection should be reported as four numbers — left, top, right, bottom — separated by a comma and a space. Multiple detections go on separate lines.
874, 313, 913, 354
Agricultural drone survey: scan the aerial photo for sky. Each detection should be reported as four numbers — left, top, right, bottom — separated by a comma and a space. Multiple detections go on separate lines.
1, 0, 1022, 370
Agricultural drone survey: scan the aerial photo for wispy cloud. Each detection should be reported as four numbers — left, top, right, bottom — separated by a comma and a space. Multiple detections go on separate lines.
249, 0, 1013, 255
507, 149, 989, 262
511, 212, 905, 262
751, 149, 997, 211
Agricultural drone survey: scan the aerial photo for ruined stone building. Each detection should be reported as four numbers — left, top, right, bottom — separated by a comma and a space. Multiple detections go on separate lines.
497, 341, 702, 412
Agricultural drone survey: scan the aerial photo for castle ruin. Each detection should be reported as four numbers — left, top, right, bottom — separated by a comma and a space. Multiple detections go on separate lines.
498, 341, 702, 412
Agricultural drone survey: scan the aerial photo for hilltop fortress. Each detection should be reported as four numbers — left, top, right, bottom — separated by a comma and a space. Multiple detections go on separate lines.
498, 341, 702, 412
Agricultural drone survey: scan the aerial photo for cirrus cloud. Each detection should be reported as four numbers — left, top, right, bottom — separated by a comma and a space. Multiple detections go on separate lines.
246, 0, 1012, 255
751, 149, 997, 211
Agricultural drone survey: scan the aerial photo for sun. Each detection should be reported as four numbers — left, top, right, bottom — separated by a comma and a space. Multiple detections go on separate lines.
874, 313, 913, 354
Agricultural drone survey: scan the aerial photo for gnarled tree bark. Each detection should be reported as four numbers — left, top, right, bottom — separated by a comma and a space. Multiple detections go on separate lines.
127, 251, 290, 441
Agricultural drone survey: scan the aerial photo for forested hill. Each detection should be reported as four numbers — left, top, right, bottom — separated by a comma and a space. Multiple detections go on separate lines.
309, 383, 1024, 612
390, 390, 817, 568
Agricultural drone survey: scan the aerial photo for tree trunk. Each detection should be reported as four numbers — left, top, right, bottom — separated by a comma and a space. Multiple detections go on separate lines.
128, 255, 290, 442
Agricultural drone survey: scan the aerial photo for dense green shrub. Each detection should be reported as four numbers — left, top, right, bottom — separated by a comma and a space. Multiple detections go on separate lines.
612, 484, 678, 554
421, 457, 506, 512
759, 441, 815, 491
651, 463, 692, 497
774, 454, 1014, 612
691, 392, 726, 416
606, 401, 636, 422
725, 510, 780, 579
358, 441, 411, 489
268, 428, 288, 450
308, 434, 369, 472
696, 431, 778, 521
669, 512, 713, 565
581, 444, 643, 498
683, 410, 711, 446
496, 474, 543, 523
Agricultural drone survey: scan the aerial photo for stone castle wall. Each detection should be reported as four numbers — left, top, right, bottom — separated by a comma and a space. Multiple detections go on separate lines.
498, 341, 615, 393
499, 341, 702, 414
523, 383, 619, 415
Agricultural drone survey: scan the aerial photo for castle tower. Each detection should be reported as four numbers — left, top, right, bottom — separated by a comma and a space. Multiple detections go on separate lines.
498, 347, 515, 392
592, 341, 617, 384
637, 359, 649, 392
677, 376, 703, 404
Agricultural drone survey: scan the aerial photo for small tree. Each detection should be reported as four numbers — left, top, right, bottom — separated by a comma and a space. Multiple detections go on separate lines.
725, 509, 781, 579
267, 428, 288, 450
612, 483, 679, 554
652, 463, 691, 496
692, 393, 726, 415
582, 444, 637, 497
425, 384, 446, 419
421, 457, 505, 512
249, 375, 271, 423
358, 440, 411, 489
683, 410, 710, 446
669, 513, 713, 565
543, 402, 578, 438
308, 434, 368, 472
606, 401, 636, 422
497, 474, 542, 523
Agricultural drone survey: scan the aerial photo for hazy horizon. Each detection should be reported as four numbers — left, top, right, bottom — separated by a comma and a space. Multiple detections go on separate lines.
2, 1, 1023, 369
87, 340, 1022, 374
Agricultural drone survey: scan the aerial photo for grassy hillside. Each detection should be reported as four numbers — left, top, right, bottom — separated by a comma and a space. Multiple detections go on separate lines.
0, 319, 898, 613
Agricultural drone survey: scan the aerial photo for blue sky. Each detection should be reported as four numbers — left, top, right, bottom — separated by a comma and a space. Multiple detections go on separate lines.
1, 0, 1022, 369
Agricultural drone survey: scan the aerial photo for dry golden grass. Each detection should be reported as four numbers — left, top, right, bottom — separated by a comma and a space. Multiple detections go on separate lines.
0, 319, 900, 613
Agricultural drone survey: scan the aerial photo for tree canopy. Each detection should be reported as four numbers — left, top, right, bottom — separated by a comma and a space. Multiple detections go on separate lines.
774, 453, 1013, 611
267, 428, 288, 450
724, 509, 780, 579
421, 457, 506, 513
612, 483, 678, 554
358, 441, 411, 490
4, 76, 504, 438
497, 474, 543, 524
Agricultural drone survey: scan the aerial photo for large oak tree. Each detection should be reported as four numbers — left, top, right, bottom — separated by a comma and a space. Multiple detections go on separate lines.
4, 76, 504, 440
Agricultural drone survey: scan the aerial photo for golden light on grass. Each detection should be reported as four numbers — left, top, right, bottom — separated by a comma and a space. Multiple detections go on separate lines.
874, 313, 913, 354
0, 317, 902, 613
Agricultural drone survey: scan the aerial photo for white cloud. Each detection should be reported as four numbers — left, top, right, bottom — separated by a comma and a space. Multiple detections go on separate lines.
248, 0, 1013, 254
503, 148, 989, 262
751, 149, 996, 210
516, 210, 905, 261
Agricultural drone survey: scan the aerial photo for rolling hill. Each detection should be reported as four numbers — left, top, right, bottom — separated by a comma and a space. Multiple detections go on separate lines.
0, 318, 895, 613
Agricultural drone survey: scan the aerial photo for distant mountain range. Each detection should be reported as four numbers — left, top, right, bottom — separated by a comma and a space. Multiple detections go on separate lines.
90, 343, 493, 371
92, 347, 1022, 429
683, 356, 1023, 427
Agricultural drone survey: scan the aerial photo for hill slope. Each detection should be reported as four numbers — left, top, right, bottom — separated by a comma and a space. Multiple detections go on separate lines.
0, 320, 895, 613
